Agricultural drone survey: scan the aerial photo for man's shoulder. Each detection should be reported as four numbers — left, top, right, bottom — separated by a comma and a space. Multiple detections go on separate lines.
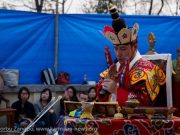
129, 58, 166, 97
130, 58, 164, 78
133, 58, 155, 70
130, 58, 161, 84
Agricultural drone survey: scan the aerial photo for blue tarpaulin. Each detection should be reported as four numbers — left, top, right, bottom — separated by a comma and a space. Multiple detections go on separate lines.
0, 10, 180, 84
0, 10, 55, 84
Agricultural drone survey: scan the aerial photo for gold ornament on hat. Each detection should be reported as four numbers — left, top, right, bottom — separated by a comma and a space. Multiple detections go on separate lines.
103, 23, 139, 45
131, 23, 139, 41
118, 28, 131, 45
104, 31, 120, 45
103, 3, 139, 45
108, 3, 117, 13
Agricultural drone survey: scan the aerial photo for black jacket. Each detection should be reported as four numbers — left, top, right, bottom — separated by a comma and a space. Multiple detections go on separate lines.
11, 100, 36, 123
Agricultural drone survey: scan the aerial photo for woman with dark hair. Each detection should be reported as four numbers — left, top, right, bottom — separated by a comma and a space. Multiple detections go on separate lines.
58, 86, 79, 134
34, 88, 57, 130
88, 87, 97, 102
66, 86, 79, 101
11, 87, 36, 128
59, 86, 78, 115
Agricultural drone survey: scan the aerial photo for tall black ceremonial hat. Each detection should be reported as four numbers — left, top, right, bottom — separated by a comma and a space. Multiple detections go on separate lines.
103, 3, 139, 46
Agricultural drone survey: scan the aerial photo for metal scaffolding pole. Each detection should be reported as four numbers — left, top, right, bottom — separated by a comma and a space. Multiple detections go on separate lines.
54, 0, 59, 78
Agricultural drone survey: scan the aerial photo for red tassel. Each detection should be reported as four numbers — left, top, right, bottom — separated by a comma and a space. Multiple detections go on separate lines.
103, 26, 115, 33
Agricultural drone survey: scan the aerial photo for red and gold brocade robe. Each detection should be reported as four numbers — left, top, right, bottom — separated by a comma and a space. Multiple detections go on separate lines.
96, 51, 166, 106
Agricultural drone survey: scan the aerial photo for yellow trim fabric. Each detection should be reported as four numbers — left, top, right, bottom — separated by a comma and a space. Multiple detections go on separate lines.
130, 64, 166, 101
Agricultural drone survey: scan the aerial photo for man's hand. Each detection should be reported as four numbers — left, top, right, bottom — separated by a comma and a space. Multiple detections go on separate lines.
102, 79, 117, 94
49, 108, 55, 114
20, 121, 29, 127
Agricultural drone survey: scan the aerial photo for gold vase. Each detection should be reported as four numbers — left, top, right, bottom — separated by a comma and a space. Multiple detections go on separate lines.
146, 32, 157, 55
80, 102, 94, 119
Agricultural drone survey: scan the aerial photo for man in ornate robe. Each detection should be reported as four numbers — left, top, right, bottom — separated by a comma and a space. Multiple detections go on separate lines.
96, 4, 166, 107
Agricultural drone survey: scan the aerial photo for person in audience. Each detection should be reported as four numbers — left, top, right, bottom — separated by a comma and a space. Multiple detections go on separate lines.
68, 92, 89, 119
79, 92, 89, 102
58, 86, 79, 135
96, 3, 166, 107
0, 75, 10, 108
34, 88, 57, 130
88, 87, 96, 102
11, 87, 36, 128
59, 86, 78, 115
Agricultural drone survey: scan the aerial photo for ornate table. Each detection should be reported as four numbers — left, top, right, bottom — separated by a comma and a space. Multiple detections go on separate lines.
63, 116, 180, 135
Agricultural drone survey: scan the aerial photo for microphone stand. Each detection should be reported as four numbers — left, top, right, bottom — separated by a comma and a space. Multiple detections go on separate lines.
21, 96, 62, 135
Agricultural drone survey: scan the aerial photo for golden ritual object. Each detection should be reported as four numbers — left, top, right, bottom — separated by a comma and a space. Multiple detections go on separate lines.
114, 106, 124, 119
80, 102, 94, 120
146, 32, 157, 55
124, 107, 176, 119
125, 93, 140, 108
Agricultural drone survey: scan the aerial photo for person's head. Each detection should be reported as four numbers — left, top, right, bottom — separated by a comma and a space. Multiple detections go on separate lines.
40, 88, 52, 103
103, 4, 138, 64
88, 87, 96, 100
65, 86, 78, 101
79, 92, 89, 102
18, 87, 30, 102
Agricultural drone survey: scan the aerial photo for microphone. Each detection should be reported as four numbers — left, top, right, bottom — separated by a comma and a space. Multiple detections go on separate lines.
99, 47, 113, 97
99, 88, 111, 97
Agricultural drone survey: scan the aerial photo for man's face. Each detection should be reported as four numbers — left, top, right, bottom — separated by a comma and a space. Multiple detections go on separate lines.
79, 94, 88, 102
114, 44, 132, 64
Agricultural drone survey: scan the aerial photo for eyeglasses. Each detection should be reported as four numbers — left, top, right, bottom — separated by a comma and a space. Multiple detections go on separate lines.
21, 92, 28, 95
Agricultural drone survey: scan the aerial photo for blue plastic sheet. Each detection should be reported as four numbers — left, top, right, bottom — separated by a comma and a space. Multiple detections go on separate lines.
0, 10, 180, 84
59, 14, 180, 84
0, 10, 55, 84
